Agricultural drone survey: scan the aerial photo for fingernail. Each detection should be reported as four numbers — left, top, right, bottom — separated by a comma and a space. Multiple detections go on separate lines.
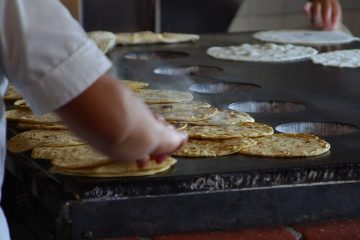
154, 155, 167, 164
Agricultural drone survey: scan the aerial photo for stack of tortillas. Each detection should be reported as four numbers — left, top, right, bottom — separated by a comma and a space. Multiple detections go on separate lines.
143, 87, 331, 158
5, 80, 178, 178
148, 99, 330, 158
5, 79, 331, 178
6, 128, 177, 177
115, 31, 199, 45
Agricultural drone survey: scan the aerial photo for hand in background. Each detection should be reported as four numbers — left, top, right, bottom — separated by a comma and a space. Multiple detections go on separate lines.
304, 0, 342, 30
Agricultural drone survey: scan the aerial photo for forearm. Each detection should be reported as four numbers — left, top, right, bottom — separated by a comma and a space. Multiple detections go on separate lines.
55, 74, 175, 162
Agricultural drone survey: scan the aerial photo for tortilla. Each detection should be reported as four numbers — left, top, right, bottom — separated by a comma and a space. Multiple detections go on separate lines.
253, 30, 358, 45
207, 43, 318, 62
149, 101, 211, 113
7, 130, 84, 153
186, 110, 255, 125
186, 122, 274, 139
161, 32, 200, 43
16, 122, 68, 130
6, 109, 60, 124
238, 133, 330, 157
87, 31, 116, 54
171, 122, 188, 131
159, 107, 218, 122
121, 80, 149, 90
115, 31, 199, 45
4, 85, 22, 101
135, 89, 193, 103
32, 145, 111, 168
50, 157, 177, 177
14, 99, 30, 110
311, 49, 360, 68
174, 138, 257, 157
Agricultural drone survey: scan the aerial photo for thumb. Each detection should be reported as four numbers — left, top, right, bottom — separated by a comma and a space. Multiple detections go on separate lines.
152, 128, 188, 157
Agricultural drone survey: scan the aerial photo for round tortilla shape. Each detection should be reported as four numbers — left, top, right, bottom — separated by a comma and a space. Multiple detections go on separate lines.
187, 110, 254, 125
207, 43, 318, 62
7, 130, 84, 153
14, 99, 30, 110
50, 157, 177, 177
16, 122, 68, 130
160, 107, 218, 122
186, 122, 274, 139
238, 133, 331, 157
311, 49, 360, 68
115, 31, 199, 45
121, 80, 149, 90
6, 109, 60, 124
32, 145, 111, 169
253, 30, 358, 45
149, 101, 211, 113
135, 89, 193, 103
4, 85, 23, 101
174, 138, 257, 157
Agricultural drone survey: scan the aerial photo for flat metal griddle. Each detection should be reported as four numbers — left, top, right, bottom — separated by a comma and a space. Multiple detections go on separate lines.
5, 32, 360, 239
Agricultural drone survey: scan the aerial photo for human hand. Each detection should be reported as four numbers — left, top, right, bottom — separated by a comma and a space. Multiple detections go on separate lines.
136, 116, 188, 168
56, 75, 187, 167
112, 89, 188, 167
303, 0, 342, 30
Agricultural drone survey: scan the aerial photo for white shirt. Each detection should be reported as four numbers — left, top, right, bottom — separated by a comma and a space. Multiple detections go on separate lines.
0, 0, 112, 238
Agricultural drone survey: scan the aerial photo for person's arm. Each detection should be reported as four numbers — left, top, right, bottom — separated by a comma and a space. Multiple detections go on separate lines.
55, 74, 187, 164
1, 0, 186, 165
303, 0, 342, 30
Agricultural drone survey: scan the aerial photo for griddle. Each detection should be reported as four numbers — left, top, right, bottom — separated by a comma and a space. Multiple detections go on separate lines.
5, 32, 360, 240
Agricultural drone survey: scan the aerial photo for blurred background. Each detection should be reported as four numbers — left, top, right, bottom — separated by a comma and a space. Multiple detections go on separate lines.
229, 0, 360, 35
61, 0, 360, 35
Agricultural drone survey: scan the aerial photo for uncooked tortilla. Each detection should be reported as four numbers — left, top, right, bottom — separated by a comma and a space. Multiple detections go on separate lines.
311, 49, 360, 68
253, 30, 358, 45
207, 43, 317, 62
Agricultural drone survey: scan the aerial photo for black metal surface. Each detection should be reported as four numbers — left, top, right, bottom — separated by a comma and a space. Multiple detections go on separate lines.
82, 0, 155, 32
5, 32, 360, 239
160, 0, 243, 33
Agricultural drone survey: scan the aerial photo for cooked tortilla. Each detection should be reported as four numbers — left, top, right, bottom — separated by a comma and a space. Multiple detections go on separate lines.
135, 89, 193, 103
174, 138, 256, 157
238, 133, 330, 157
6, 109, 60, 124
50, 157, 177, 177
186, 122, 274, 139
115, 31, 199, 45
7, 130, 84, 153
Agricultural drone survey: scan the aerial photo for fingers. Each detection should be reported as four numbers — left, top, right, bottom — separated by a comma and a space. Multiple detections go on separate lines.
321, 0, 332, 30
331, 0, 342, 29
303, 2, 312, 17
150, 124, 187, 162
306, 0, 342, 30
136, 156, 150, 169
311, 1, 323, 29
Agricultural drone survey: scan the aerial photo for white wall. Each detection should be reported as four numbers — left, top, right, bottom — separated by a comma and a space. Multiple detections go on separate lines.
229, 0, 360, 36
